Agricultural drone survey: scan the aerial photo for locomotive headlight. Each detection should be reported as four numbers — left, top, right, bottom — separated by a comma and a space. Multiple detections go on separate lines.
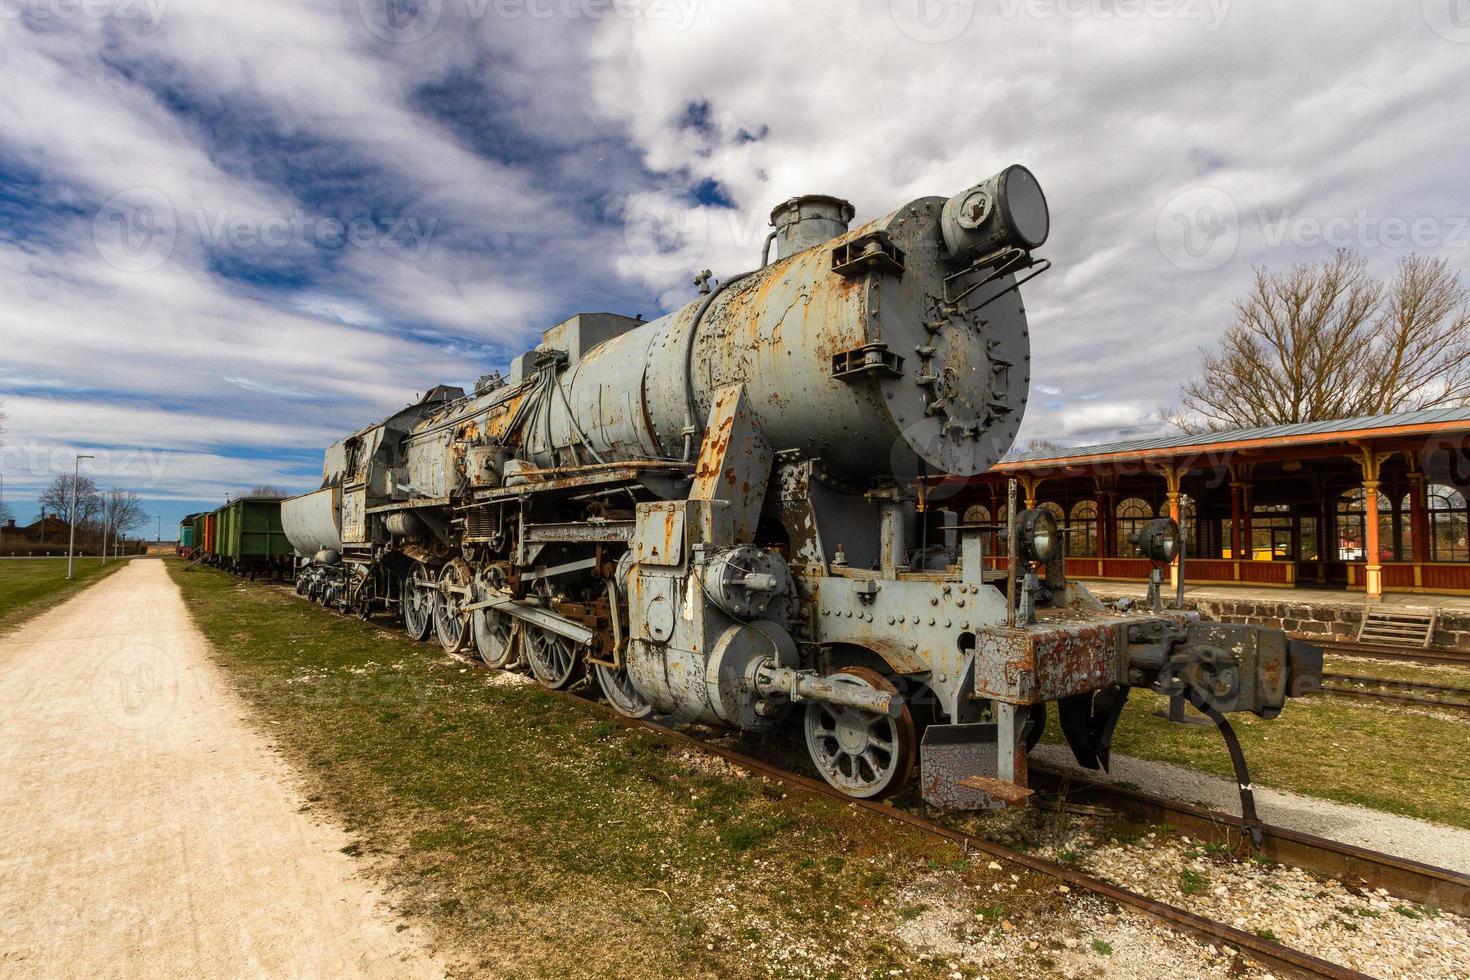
1015, 508, 1059, 563
941, 164, 1050, 259
1131, 518, 1181, 563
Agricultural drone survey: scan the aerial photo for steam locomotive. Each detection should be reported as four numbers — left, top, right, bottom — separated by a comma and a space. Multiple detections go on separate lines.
280, 167, 1322, 809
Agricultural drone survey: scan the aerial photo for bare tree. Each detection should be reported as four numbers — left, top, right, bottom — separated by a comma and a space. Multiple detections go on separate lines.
1165, 251, 1470, 433
1020, 438, 1072, 455
101, 488, 146, 547
245, 485, 288, 499
1360, 254, 1470, 414
39, 473, 101, 533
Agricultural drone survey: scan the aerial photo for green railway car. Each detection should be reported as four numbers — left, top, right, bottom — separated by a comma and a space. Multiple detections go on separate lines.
215, 497, 291, 577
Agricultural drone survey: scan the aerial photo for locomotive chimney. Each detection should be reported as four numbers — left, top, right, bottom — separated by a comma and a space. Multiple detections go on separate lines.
768, 194, 855, 261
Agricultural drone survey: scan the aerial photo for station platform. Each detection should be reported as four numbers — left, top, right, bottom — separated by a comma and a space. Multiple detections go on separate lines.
1078, 579, 1470, 651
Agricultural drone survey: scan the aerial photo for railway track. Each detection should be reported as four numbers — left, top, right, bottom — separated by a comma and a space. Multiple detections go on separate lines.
1319, 671, 1470, 713
270, 575, 1469, 978
1027, 764, 1470, 918
601, 706, 1371, 979
1314, 639, 1470, 668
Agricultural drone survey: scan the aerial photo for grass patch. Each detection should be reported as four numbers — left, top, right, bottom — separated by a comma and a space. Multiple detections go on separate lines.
0, 556, 135, 633
1047, 686, 1470, 829
1091, 938, 1113, 956
167, 563, 1041, 977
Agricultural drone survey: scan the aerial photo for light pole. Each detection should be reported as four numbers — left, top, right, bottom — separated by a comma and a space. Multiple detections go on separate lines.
101, 493, 108, 566
66, 454, 94, 580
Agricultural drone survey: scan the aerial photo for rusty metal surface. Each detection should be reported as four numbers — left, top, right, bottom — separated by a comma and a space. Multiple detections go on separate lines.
974, 618, 1126, 703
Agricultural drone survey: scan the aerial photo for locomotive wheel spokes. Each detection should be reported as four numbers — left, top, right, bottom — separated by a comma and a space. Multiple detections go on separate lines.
472, 602, 515, 668
803, 666, 917, 799
524, 625, 583, 690
434, 560, 474, 655
595, 662, 652, 719
402, 564, 436, 642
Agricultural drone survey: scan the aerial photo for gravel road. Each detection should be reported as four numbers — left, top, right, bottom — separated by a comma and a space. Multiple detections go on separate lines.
0, 560, 442, 977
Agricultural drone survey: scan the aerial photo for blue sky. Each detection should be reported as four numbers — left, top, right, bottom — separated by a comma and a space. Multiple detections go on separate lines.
1, 1, 1467, 537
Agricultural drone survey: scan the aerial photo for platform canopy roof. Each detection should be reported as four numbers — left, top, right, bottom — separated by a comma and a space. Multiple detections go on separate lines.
993, 407, 1470, 472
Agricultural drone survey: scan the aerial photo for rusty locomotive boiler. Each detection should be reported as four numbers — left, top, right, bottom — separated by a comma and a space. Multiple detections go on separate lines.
284, 166, 1322, 809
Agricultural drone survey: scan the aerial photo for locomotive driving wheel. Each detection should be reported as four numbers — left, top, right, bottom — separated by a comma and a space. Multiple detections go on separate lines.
595, 662, 652, 719
472, 601, 516, 668
433, 559, 474, 655
402, 563, 437, 642
524, 625, 583, 690
803, 667, 918, 799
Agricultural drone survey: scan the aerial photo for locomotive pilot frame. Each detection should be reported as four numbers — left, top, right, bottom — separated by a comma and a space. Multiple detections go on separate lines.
285, 166, 1323, 810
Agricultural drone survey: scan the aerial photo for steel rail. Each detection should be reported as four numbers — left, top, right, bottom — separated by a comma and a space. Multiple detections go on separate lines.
1312, 640, 1470, 668
595, 705, 1368, 980
1319, 684, 1470, 713
1028, 764, 1470, 917
273, 579, 1368, 979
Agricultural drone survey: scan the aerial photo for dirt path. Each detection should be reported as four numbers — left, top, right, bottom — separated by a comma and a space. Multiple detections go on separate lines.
0, 560, 443, 978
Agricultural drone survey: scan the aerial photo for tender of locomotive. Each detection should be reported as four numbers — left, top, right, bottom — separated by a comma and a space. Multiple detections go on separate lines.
284, 166, 1322, 809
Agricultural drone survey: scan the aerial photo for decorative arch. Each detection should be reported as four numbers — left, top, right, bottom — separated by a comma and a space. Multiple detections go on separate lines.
1069, 499, 1098, 557
1115, 497, 1154, 556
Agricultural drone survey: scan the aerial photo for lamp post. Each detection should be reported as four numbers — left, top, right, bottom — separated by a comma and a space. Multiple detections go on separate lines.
101, 493, 108, 566
67, 454, 94, 580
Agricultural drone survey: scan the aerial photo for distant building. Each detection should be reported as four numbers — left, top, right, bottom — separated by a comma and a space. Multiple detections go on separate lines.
21, 515, 71, 544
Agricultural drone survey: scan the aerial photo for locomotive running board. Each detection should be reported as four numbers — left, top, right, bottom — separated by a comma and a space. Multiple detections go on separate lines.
459, 593, 596, 646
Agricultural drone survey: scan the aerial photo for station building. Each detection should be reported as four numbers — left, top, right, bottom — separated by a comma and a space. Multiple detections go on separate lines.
960, 408, 1470, 607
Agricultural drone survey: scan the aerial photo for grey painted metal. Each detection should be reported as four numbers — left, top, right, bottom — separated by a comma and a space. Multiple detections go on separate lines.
770, 194, 855, 260
281, 486, 342, 557
280, 165, 1320, 809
